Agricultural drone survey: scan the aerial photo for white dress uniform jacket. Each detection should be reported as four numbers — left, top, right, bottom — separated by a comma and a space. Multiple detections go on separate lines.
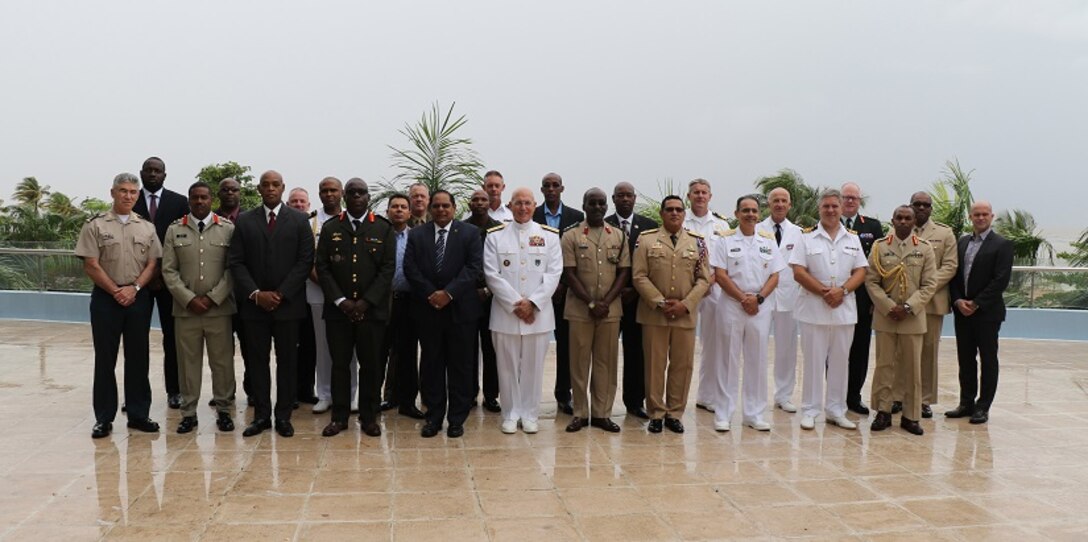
789, 223, 869, 325
484, 220, 563, 334
757, 216, 802, 311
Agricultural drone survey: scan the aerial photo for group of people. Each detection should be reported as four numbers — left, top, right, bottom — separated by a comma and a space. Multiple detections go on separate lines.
77, 158, 1013, 440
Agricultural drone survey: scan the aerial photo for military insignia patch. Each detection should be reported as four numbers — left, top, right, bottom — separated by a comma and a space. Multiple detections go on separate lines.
331, 233, 343, 242
534, 259, 541, 267
529, 235, 545, 247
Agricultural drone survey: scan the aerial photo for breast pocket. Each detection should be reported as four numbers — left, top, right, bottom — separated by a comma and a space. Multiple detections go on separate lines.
133, 236, 153, 259
98, 238, 121, 263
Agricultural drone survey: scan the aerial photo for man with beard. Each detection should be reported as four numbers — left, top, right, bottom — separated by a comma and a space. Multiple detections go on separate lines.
464, 189, 503, 412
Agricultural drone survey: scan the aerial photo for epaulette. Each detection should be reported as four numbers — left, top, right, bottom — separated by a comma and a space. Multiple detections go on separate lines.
562, 223, 580, 233
686, 229, 704, 239
308, 210, 318, 218
487, 223, 506, 233
172, 217, 184, 225
757, 230, 774, 240
641, 228, 659, 235
847, 228, 858, 235
932, 221, 951, 230
802, 226, 815, 233
372, 212, 390, 223
712, 211, 729, 221
541, 225, 560, 234
86, 213, 104, 223
715, 228, 736, 237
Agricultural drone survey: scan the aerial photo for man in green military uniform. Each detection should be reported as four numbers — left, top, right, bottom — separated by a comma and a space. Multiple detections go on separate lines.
315, 178, 397, 437
865, 205, 938, 435
76, 173, 163, 439
162, 181, 237, 434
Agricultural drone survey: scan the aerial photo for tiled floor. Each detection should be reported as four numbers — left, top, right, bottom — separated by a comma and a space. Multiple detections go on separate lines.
1, 319, 1087, 541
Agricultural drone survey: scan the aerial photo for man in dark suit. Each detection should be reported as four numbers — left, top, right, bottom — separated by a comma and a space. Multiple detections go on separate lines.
946, 200, 1013, 425
532, 173, 584, 415
403, 190, 483, 438
604, 181, 656, 419
229, 170, 315, 438
840, 181, 885, 415
133, 156, 189, 409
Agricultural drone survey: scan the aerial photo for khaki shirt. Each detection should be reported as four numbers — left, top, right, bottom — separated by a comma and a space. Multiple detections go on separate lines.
913, 220, 958, 315
75, 211, 161, 286
162, 214, 236, 317
865, 234, 938, 334
632, 228, 710, 328
561, 221, 630, 322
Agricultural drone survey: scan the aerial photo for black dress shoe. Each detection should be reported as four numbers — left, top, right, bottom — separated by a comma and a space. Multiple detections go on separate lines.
483, 399, 502, 413
900, 417, 924, 435
591, 417, 621, 433
626, 407, 649, 420
648, 419, 663, 433
177, 416, 198, 434
299, 395, 319, 405
921, 404, 933, 419
359, 419, 382, 437
557, 401, 574, 415
969, 410, 989, 424
243, 418, 272, 437
168, 394, 182, 409
216, 412, 234, 432
398, 406, 426, 419
847, 402, 870, 415
322, 421, 349, 437
275, 419, 294, 437
208, 398, 216, 407
565, 417, 589, 433
292, 401, 300, 410
447, 425, 464, 438
470, 399, 479, 409
891, 401, 903, 414
871, 411, 892, 431
121, 403, 127, 413
127, 418, 160, 433
380, 400, 399, 411
421, 422, 442, 438
91, 422, 112, 439
664, 417, 685, 434
944, 404, 974, 418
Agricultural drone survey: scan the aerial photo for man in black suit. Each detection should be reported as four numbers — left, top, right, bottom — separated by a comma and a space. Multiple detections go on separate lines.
229, 170, 315, 437
403, 190, 483, 438
946, 200, 1013, 425
840, 181, 885, 415
133, 157, 189, 409
532, 173, 584, 415
604, 181, 656, 419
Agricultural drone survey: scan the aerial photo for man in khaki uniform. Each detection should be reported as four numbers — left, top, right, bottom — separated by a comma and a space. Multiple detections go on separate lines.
632, 195, 711, 434
561, 188, 630, 433
908, 191, 958, 418
76, 173, 163, 439
162, 181, 237, 434
865, 205, 937, 435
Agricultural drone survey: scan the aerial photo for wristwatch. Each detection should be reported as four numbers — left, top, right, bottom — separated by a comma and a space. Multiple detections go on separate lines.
755, 294, 765, 305
842, 286, 851, 296
657, 300, 667, 310
133, 283, 141, 292
902, 303, 912, 314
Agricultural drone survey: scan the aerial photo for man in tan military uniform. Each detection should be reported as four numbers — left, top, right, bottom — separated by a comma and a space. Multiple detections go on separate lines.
162, 181, 237, 434
865, 205, 937, 435
561, 188, 631, 433
76, 173, 163, 439
909, 191, 958, 418
632, 195, 711, 434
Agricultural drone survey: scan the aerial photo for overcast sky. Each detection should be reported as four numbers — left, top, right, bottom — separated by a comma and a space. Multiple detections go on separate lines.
2, 1, 1085, 240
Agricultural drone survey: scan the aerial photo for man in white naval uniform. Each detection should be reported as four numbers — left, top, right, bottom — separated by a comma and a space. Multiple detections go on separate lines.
710, 196, 785, 432
484, 187, 563, 434
758, 187, 804, 413
683, 178, 732, 414
484, 170, 514, 223
789, 189, 868, 431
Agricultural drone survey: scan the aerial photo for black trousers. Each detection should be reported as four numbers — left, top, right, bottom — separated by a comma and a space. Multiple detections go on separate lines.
327, 319, 385, 423
383, 294, 419, 407
619, 297, 646, 410
473, 303, 499, 402
296, 310, 317, 400
232, 313, 252, 399
846, 289, 874, 405
90, 287, 153, 423
552, 298, 571, 404
954, 315, 1002, 412
151, 286, 179, 395
242, 318, 299, 421
418, 310, 473, 426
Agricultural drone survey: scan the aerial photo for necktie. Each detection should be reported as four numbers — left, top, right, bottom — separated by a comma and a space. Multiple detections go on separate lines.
621, 219, 629, 234
198, 221, 205, 233
149, 194, 158, 223
670, 233, 678, 247
267, 211, 276, 233
774, 223, 782, 246
352, 219, 362, 232
435, 229, 447, 272
844, 216, 853, 230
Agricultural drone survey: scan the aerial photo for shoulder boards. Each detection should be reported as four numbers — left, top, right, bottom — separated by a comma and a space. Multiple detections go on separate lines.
86, 213, 104, 223
562, 223, 580, 232
712, 211, 729, 221
716, 228, 736, 237
541, 225, 560, 234
308, 210, 318, 218
757, 230, 774, 239
172, 217, 184, 225
686, 229, 704, 239
802, 226, 815, 233
487, 223, 506, 233
932, 221, 951, 230
847, 228, 858, 235
641, 228, 659, 235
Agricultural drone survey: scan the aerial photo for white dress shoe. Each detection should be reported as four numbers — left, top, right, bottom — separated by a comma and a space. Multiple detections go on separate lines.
776, 401, 797, 413
313, 400, 331, 414
521, 419, 539, 434
800, 416, 816, 430
827, 415, 857, 430
745, 418, 771, 431
500, 420, 518, 434
714, 420, 731, 432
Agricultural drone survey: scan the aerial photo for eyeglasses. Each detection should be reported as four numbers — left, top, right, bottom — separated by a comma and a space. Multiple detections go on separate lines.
911, 201, 932, 208
663, 207, 685, 213
842, 196, 860, 202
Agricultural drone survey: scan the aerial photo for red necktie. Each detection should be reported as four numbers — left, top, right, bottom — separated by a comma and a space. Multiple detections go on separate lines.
149, 194, 158, 223
267, 211, 276, 233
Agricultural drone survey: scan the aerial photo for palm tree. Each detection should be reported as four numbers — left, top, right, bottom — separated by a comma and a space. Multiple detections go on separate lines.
753, 168, 825, 228
930, 159, 974, 238
12, 177, 51, 217
993, 209, 1054, 265
373, 102, 484, 207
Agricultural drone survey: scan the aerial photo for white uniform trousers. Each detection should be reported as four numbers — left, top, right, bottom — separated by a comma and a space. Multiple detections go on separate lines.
799, 322, 852, 419
771, 310, 799, 405
715, 305, 772, 423
493, 331, 549, 424
695, 297, 724, 407
312, 303, 357, 402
